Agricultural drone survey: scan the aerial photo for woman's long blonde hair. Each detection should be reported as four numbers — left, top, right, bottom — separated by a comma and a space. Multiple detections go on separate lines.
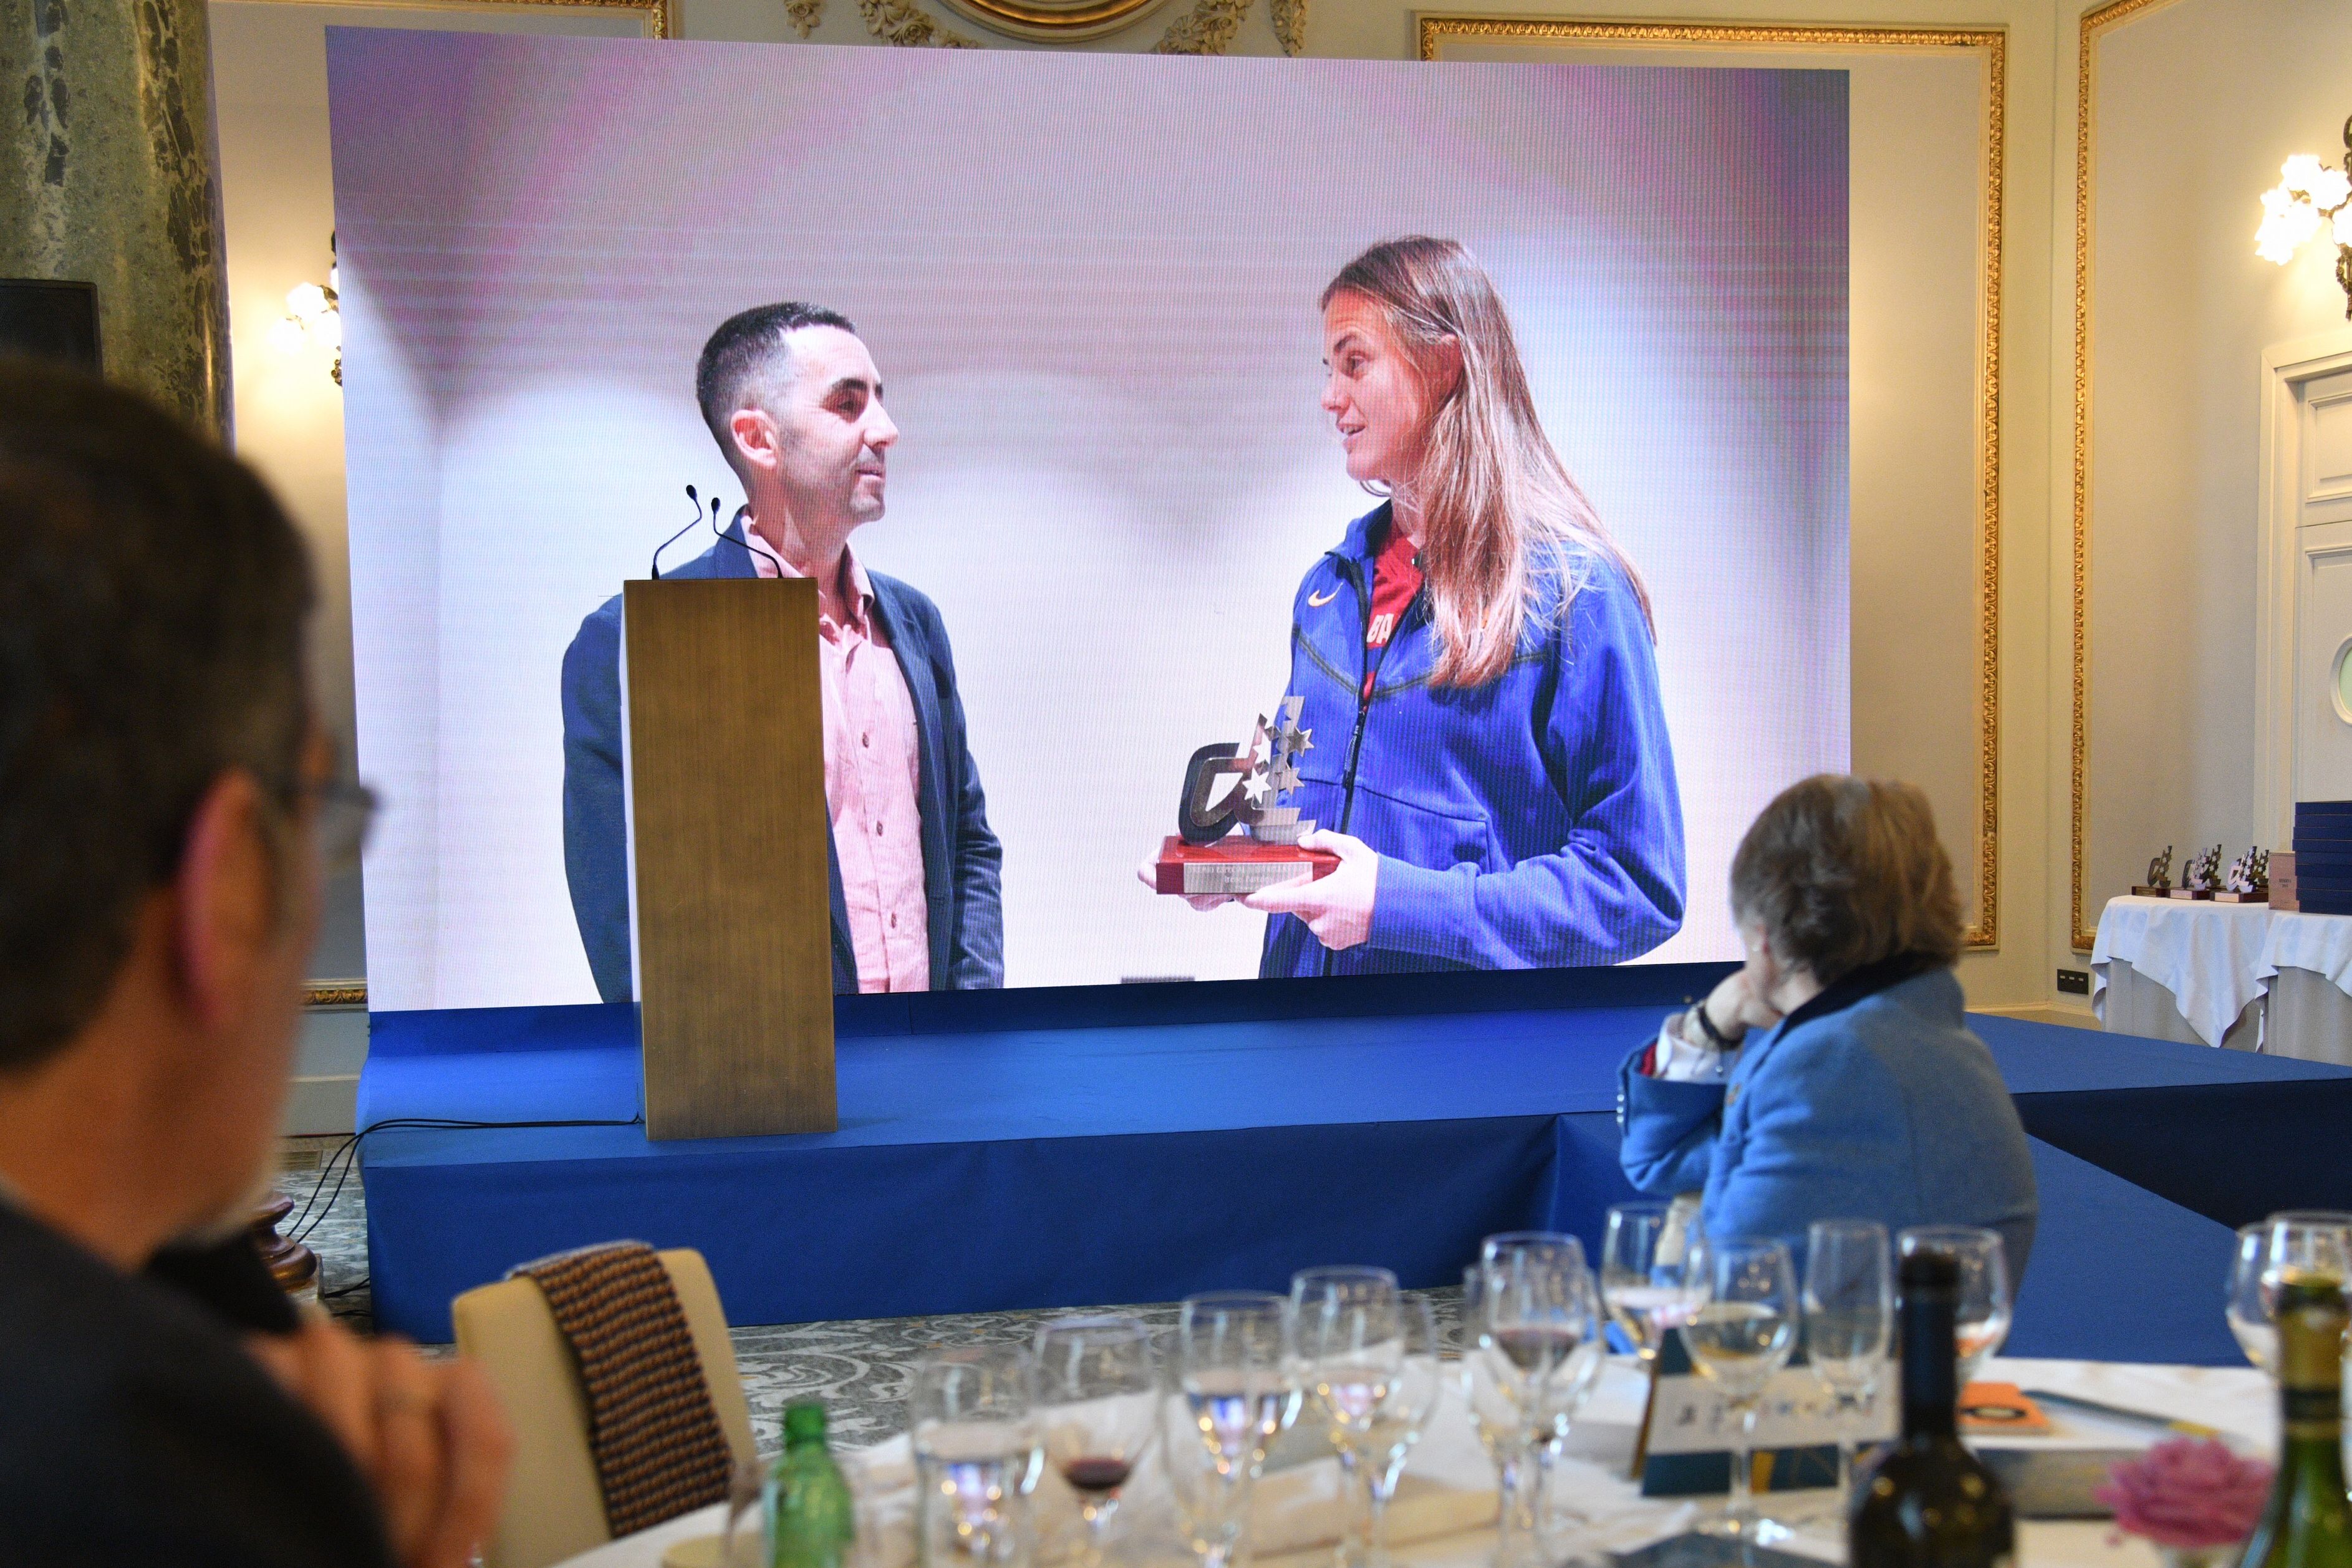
1322, 236, 1654, 689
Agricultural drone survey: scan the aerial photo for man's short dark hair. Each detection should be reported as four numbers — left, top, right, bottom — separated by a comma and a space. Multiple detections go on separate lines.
0, 360, 314, 1073
694, 302, 857, 462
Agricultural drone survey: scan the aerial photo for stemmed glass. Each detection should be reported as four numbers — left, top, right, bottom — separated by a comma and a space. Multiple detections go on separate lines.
1897, 1227, 2010, 1386
1291, 1267, 1442, 1568
1171, 1290, 1299, 1564
1458, 1266, 1543, 1568
1162, 1384, 1250, 1568
1679, 1234, 1800, 1543
1480, 1232, 1606, 1544
1033, 1315, 1157, 1568
1175, 1291, 1301, 1479
1600, 1203, 1701, 1368
2227, 1222, 2278, 1371
1801, 1219, 1892, 1509
2225, 1212, 2352, 1374
910, 1345, 1043, 1568
2266, 1211, 2352, 1290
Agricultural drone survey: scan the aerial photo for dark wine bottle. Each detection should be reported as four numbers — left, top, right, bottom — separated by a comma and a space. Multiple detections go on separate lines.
2235, 1276, 2352, 1568
1848, 1249, 2015, 1568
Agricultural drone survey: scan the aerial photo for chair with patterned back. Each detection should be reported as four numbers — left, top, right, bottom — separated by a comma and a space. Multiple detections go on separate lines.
453, 1246, 756, 1568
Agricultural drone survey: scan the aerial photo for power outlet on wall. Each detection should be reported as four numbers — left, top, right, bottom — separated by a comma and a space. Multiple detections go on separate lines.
2055, 968, 2090, 995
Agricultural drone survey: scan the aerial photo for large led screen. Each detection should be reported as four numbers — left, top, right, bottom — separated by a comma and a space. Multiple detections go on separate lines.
328, 33, 1849, 1009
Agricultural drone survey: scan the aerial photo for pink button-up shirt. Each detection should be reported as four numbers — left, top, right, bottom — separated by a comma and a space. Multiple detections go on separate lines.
746, 527, 928, 993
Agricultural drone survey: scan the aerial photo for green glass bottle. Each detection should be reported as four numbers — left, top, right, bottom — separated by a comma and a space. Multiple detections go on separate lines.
1848, 1249, 2015, 1568
2235, 1277, 2352, 1568
766, 1402, 856, 1568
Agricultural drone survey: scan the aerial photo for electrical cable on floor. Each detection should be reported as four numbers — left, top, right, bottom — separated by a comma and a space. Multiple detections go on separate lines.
288, 1112, 647, 1303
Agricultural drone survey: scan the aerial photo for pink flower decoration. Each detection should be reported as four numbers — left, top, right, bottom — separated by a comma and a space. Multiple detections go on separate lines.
2096, 1438, 2273, 1549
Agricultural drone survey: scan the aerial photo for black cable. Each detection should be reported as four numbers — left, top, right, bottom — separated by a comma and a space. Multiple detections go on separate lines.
287, 1112, 646, 1253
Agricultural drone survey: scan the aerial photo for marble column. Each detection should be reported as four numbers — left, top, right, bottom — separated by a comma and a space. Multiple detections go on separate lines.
0, 0, 231, 433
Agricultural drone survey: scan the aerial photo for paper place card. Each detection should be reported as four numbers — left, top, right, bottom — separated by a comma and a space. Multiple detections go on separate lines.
1638, 1335, 1896, 1497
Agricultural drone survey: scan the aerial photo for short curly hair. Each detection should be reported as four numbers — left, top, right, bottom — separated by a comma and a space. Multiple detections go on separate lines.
1728, 775, 1963, 984
0, 360, 313, 1073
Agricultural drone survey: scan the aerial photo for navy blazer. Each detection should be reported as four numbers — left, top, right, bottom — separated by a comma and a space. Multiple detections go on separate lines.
560, 524, 1005, 999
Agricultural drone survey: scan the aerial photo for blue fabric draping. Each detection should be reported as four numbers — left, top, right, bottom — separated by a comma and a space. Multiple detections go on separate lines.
356, 1001, 2340, 1355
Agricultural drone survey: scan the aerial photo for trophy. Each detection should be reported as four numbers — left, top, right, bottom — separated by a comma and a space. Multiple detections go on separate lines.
1152, 697, 1341, 897
2217, 846, 2271, 903
2131, 846, 2174, 898
2171, 844, 2222, 900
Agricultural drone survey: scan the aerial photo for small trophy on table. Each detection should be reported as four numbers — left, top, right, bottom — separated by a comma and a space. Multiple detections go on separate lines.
2216, 847, 2270, 903
2131, 847, 2174, 899
2170, 844, 2222, 900
1152, 697, 1341, 897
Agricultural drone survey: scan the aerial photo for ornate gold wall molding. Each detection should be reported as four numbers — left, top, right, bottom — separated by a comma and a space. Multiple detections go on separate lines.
224, 0, 672, 37
807, 0, 1298, 51
1421, 15, 2008, 950
2068, 0, 2187, 949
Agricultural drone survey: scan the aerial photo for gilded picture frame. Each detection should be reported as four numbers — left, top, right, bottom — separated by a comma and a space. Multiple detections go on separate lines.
2067, 0, 2186, 950
218, 0, 672, 37
1419, 14, 2008, 950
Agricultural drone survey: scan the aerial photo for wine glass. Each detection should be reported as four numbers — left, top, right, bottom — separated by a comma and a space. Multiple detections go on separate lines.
1175, 1291, 1300, 1479
1458, 1265, 1542, 1568
1291, 1266, 1434, 1568
1601, 1202, 1701, 1366
2266, 1211, 2352, 1291
1897, 1227, 2010, 1386
1802, 1219, 1892, 1509
910, 1345, 1043, 1568
2228, 1222, 2277, 1371
1480, 1232, 1605, 1542
1162, 1385, 1249, 1568
1679, 1234, 1800, 1543
1033, 1315, 1156, 1567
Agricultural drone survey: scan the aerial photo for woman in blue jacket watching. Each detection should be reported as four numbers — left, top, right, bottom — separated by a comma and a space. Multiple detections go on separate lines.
1619, 775, 2039, 1280
1230, 236, 1686, 976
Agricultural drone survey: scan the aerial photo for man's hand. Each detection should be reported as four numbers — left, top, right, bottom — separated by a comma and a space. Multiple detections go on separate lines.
1134, 848, 1235, 911
248, 1318, 514, 1568
1243, 829, 1378, 951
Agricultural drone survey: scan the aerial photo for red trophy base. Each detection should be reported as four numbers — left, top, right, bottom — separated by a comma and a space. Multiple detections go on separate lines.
1155, 835, 1340, 897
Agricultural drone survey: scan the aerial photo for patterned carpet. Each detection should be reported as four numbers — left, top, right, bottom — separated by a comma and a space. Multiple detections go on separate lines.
283, 1138, 1463, 1455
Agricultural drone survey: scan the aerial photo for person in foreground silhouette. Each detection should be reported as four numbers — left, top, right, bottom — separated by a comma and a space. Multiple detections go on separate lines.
0, 362, 511, 1567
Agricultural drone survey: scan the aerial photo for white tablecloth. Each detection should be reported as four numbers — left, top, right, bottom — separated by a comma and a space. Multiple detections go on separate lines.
2255, 910, 2352, 996
2091, 897, 2277, 1048
557, 1356, 2276, 1568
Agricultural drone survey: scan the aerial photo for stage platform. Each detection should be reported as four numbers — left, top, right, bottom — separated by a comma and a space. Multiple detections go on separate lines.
357, 998, 2352, 1355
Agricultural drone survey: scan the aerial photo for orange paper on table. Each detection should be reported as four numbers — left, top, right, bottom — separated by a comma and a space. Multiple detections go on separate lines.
1959, 1382, 2053, 1435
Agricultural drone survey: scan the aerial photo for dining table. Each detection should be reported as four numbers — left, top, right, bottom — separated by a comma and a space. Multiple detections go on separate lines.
557, 1353, 2278, 1568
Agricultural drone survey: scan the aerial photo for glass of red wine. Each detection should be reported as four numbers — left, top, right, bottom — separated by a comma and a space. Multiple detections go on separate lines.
1478, 1231, 1604, 1546
1033, 1314, 1157, 1567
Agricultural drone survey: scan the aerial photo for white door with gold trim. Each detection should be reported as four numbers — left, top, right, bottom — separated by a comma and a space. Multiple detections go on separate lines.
2292, 368, 2352, 805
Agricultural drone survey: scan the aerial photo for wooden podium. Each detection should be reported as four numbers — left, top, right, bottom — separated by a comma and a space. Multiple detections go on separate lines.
622, 577, 836, 1140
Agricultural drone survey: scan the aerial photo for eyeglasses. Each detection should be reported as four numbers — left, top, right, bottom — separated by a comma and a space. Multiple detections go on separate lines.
276, 746, 378, 875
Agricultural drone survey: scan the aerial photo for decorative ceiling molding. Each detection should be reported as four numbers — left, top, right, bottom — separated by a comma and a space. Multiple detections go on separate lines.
791, 0, 1300, 52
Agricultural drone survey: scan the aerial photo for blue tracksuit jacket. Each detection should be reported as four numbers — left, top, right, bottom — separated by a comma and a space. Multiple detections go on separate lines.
1258, 503, 1685, 978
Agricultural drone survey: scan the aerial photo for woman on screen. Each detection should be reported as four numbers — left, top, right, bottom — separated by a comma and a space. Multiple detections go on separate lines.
1235, 236, 1685, 976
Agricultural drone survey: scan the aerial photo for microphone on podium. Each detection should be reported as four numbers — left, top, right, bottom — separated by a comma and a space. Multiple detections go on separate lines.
651, 483, 724, 579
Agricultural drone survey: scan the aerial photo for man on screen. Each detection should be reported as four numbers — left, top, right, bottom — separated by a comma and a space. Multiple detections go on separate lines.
561, 302, 1003, 999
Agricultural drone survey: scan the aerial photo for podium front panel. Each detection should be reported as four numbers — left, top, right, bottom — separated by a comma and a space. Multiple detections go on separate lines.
622, 577, 836, 1138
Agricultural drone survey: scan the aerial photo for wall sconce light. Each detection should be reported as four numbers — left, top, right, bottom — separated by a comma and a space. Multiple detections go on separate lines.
2255, 118, 2352, 319
267, 233, 342, 385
